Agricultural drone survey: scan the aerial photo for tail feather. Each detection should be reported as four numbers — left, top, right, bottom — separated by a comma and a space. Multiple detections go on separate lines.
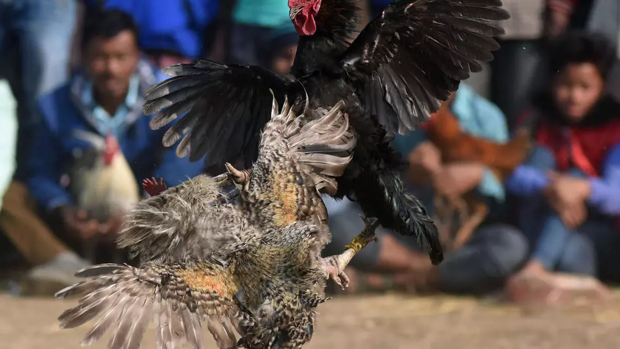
56, 265, 154, 338
118, 297, 152, 349
59, 288, 121, 329
397, 190, 444, 265
385, 173, 443, 265
180, 306, 203, 349
74, 263, 124, 278
81, 294, 126, 346
56, 263, 241, 349
107, 296, 144, 349
352, 169, 444, 265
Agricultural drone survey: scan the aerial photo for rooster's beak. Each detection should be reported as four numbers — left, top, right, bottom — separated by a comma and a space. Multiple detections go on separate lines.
289, 6, 303, 21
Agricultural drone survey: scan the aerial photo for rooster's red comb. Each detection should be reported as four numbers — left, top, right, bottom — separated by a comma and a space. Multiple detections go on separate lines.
142, 177, 167, 197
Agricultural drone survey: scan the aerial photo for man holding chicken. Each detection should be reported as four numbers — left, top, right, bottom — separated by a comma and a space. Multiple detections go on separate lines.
4, 9, 204, 291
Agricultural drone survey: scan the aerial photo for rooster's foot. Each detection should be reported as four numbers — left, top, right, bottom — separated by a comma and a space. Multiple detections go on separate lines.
321, 215, 379, 290
321, 256, 351, 290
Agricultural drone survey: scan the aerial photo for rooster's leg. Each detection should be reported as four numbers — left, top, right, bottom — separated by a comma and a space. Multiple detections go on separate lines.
321, 215, 379, 289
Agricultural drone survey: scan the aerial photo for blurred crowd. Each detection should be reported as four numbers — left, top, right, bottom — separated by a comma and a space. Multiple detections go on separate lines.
0, 0, 619, 306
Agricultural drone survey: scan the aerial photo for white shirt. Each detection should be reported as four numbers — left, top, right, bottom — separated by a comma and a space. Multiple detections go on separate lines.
0, 79, 17, 210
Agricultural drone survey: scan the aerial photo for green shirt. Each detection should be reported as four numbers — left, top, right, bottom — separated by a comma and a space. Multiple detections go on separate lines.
233, 0, 291, 28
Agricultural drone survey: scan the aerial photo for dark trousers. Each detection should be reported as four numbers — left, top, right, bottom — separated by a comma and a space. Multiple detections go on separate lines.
323, 197, 529, 295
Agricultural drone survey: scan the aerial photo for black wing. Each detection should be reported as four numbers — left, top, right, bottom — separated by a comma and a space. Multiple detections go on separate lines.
143, 60, 292, 168
340, 0, 509, 135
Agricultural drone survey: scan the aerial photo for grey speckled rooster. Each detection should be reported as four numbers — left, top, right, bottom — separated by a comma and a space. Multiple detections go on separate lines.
55, 94, 379, 349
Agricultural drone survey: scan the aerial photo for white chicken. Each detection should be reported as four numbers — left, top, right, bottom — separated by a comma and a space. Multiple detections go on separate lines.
69, 129, 139, 220
67, 129, 140, 261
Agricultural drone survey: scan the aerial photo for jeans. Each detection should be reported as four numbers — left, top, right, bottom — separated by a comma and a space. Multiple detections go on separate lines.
517, 146, 620, 282
323, 197, 529, 295
0, 0, 77, 180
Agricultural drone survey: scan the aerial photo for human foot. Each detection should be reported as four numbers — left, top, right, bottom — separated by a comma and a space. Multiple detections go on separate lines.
506, 261, 611, 306
23, 252, 91, 296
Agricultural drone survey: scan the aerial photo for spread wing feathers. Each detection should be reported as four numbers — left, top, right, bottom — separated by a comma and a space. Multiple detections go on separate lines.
117, 174, 251, 264
143, 60, 290, 167
261, 92, 356, 195
55, 263, 243, 349
340, 0, 509, 134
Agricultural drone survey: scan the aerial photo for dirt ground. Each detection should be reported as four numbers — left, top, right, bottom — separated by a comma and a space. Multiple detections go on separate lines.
3, 291, 620, 349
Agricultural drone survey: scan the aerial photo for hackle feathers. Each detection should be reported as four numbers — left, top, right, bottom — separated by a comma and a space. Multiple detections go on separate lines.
260, 92, 356, 195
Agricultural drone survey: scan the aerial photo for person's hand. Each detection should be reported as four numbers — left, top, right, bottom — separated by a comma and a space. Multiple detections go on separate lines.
544, 172, 591, 208
54, 205, 99, 240
544, 9, 571, 39
407, 142, 442, 185
544, 173, 591, 228
558, 201, 587, 229
98, 213, 126, 242
432, 162, 485, 198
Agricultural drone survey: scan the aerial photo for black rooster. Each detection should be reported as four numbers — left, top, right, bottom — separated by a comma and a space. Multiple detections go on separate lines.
143, 0, 510, 265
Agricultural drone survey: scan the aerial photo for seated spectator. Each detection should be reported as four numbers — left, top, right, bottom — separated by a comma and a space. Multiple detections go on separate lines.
506, 32, 620, 304
84, 0, 220, 67
259, 21, 299, 76
323, 83, 530, 296
0, 0, 78, 181
1, 10, 204, 291
0, 79, 18, 265
0, 80, 17, 210
227, 0, 291, 66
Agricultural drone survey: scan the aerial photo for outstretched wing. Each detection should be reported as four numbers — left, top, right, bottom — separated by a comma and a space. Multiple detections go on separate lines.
56, 263, 247, 349
143, 60, 292, 168
118, 174, 247, 264
340, 0, 509, 135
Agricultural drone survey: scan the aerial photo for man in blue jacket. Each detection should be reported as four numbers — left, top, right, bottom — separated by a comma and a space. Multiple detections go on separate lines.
15, 10, 204, 288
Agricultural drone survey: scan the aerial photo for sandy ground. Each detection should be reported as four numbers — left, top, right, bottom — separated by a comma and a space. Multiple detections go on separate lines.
3, 292, 620, 349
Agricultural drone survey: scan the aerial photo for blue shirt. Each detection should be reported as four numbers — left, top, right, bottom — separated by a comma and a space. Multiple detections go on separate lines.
450, 83, 508, 201
394, 83, 509, 202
